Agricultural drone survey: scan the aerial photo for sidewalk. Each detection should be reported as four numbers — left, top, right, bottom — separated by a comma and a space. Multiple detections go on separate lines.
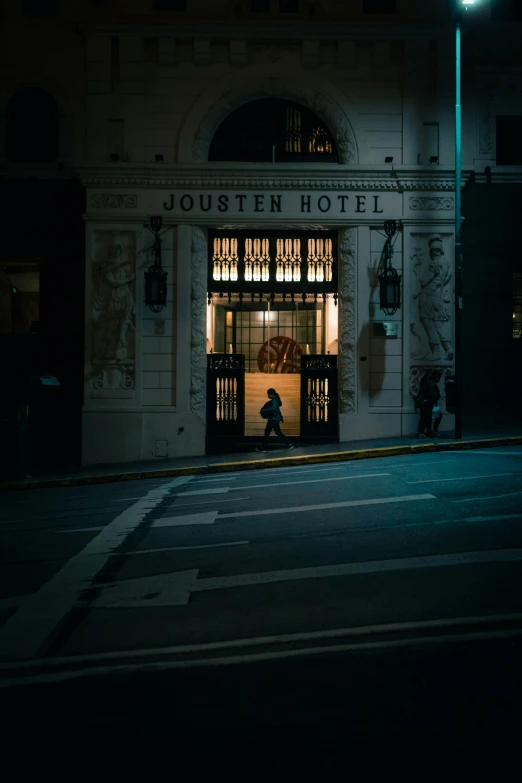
2, 424, 522, 491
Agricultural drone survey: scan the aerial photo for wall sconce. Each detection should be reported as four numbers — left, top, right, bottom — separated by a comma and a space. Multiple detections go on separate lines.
379, 220, 402, 316
144, 216, 168, 313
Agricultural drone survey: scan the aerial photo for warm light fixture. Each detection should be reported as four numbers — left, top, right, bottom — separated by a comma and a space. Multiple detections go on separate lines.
379, 221, 402, 316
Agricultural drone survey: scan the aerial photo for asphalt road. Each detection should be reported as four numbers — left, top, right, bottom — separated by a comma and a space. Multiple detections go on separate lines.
1, 447, 522, 746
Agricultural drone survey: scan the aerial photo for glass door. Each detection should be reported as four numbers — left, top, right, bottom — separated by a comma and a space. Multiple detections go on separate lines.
235, 301, 323, 374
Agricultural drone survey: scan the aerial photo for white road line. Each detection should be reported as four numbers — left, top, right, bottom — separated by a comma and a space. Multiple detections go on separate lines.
192, 476, 239, 482
173, 487, 230, 497
56, 526, 104, 534
227, 473, 389, 492
152, 511, 218, 528
3, 626, 522, 687
171, 496, 250, 508
458, 450, 522, 457
453, 491, 522, 503
464, 513, 522, 522
0, 476, 193, 661
196, 548, 522, 593
218, 493, 435, 519
408, 472, 519, 484
3, 613, 522, 677
91, 546, 522, 608
127, 541, 249, 555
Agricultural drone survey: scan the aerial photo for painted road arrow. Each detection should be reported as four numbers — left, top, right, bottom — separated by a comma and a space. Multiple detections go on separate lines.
90, 548, 522, 609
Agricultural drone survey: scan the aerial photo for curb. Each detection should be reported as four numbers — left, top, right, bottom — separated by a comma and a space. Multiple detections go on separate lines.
1, 435, 522, 492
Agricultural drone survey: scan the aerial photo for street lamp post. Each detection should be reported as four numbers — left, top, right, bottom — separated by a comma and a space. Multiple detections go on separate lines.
454, 10, 463, 438
454, 0, 477, 439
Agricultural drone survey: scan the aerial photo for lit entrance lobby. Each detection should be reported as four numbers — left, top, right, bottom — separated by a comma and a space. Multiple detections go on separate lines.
206, 232, 339, 450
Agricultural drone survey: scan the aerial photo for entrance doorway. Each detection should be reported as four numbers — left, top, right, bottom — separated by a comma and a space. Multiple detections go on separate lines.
211, 298, 329, 438
205, 230, 339, 452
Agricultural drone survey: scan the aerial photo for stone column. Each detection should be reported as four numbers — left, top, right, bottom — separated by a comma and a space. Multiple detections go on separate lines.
338, 227, 357, 416
190, 225, 208, 424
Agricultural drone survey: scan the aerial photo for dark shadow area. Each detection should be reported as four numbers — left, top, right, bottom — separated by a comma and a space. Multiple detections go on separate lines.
462, 182, 522, 428
0, 180, 85, 479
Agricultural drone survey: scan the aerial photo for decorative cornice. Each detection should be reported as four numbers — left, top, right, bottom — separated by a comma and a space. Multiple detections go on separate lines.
78, 165, 471, 192
78, 21, 452, 43
473, 167, 522, 185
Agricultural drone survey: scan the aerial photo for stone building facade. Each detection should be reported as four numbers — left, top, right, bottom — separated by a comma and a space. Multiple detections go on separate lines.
1, 0, 521, 467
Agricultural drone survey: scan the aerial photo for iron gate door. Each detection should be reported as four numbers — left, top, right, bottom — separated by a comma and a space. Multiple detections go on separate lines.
206, 354, 245, 452
300, 355, 338, 440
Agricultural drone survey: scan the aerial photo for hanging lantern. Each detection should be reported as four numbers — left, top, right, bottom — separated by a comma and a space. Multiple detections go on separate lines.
379, 220, 402, 316
144, 216, 168, 313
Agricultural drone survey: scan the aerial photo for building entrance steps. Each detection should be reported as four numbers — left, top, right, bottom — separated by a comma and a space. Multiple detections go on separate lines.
245, 374, 300, 437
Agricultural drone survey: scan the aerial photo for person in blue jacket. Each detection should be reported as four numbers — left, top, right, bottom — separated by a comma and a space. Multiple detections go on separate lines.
255, 388, 294, 453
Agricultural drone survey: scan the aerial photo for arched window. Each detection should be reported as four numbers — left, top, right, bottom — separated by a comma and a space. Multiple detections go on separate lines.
6, 87, 59, 164
209, 98, 338, 163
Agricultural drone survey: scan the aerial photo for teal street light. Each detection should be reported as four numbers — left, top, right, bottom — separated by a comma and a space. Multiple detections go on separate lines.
454, 0, 479, 439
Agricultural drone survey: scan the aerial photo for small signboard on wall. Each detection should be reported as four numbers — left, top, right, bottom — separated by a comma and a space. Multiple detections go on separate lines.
373, 322, 400, 338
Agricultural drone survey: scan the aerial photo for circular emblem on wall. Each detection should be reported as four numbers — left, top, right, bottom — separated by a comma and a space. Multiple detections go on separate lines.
257, 336, 303, 373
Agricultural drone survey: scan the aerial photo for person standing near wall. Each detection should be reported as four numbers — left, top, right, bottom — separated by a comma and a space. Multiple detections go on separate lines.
430, 370, 443, 437
417, 371, 435, 438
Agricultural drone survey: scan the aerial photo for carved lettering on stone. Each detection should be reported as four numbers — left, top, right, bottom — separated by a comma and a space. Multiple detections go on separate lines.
192, 78, 357, 164
410, 233, 454, 364
191, 226, 208, 422
338, 227, 357, 414
410, 196, 454, 211
91, 194, 138, 209
90, 231, 136, 395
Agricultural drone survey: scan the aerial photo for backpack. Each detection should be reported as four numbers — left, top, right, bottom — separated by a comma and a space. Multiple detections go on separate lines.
260, 401, 271, 419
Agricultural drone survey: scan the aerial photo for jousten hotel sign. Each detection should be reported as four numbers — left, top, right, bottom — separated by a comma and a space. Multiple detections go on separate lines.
159, 190, 401, 218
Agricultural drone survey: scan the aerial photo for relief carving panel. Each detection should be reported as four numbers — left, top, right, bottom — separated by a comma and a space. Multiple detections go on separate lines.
410, 196, 454, 211
91, 194, 138, 209
89, 231, 136, 398
410, 233, 454, 386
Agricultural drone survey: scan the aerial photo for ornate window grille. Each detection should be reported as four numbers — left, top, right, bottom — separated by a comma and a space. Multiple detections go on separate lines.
208, 230, 338, 302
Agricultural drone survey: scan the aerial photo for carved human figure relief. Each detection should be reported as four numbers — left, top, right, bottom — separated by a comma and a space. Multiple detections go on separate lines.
410, 234, 453, 363
90, 231, 136, 392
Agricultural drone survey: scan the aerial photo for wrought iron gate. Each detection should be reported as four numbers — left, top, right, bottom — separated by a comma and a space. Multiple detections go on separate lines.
206, 354, 245, 453
300, 355, 338, 440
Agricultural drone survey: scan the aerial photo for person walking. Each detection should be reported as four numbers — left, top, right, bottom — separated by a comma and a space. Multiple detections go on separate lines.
255, 387, 294, 453
417, 371, 435, 438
